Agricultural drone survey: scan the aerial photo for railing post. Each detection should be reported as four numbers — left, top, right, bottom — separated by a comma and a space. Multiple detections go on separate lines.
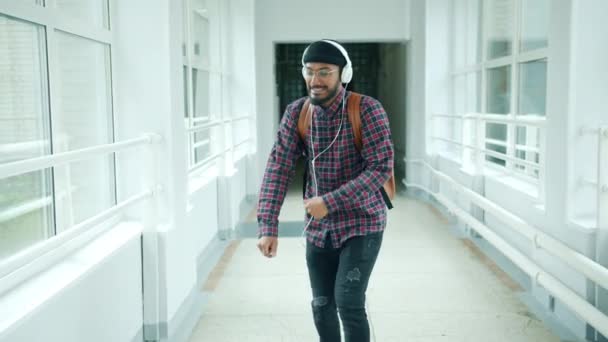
141, 133, 163, 341
538, 128, 546, 201
475, 115, 485, 173
596, 126, 608, 341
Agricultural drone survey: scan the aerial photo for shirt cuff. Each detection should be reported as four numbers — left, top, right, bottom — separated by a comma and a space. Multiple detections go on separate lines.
258, 225, 279, 238
322, 192, 340, 214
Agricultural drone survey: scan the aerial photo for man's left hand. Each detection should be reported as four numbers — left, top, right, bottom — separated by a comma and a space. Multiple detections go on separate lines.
303, 197, 328, 219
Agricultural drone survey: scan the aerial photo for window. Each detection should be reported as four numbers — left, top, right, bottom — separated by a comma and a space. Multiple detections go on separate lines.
54, 0, 110, 29
182, 0, 253, 173
485, 0, 514, 59
443, 0, 549, 198
53, 31, 115, 233
183, 0, 223, 172
486, 65, 511, 115
0, 3, 115, 260
434, 0, 481, 161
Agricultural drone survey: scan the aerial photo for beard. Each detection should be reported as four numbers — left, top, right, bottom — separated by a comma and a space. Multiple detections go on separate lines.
308, 82, 340, 106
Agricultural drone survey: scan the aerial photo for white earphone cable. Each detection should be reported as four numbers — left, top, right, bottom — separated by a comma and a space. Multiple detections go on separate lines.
301, 87, 348, 238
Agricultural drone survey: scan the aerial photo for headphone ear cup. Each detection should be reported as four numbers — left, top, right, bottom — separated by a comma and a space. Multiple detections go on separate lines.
341, 65, 353, 83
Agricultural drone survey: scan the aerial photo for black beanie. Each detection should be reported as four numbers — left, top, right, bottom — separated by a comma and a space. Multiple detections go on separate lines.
302, 40, 347, 67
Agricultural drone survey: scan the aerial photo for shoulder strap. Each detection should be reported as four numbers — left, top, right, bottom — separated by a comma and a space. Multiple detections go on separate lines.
297, 99, 311, 142
347, 92, 362, 151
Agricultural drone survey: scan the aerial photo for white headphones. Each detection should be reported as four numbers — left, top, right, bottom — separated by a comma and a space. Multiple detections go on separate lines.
301, 39, 353, 84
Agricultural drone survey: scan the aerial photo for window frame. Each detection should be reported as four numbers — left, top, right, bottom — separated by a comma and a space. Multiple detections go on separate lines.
183, 0, 224, 174
0, 0, 117, 260
182, 0, 254, 177
440, 0, 548, 201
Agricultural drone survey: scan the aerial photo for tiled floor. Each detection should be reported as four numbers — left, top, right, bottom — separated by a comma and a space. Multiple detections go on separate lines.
188, 193, 561, 342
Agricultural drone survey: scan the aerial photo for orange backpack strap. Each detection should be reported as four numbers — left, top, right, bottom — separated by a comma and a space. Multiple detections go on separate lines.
297, 99, 312, 142
348, 92, 395, 207
347, 92, 363, 151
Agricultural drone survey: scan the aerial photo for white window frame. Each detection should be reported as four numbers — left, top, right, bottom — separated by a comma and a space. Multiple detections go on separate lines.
183, 0, 224, 175
435, 0, 547, 201
182, 0, 253, 178
0, 0, 117, 260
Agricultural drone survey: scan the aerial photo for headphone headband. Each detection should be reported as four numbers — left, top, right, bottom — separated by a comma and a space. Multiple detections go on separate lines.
301, 40, 353, 83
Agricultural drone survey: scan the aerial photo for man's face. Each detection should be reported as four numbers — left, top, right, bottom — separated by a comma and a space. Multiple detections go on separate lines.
303, 62, 342, 106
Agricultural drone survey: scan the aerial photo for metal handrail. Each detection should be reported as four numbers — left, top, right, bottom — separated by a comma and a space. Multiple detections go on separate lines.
432, 112, 546, 127
404, 158, 608, 337
0, 190, 155, 295
403, 159, 608, 335
0, 134, 160, 180
430, 136, 541, 170
0, 134, 162, 296
187, 120, 222, 133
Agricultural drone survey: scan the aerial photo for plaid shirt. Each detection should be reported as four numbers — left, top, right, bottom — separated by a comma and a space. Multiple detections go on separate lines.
257, 88, 394, 248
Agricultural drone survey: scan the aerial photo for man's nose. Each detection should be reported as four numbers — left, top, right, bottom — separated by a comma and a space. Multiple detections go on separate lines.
310, 75, 323, 85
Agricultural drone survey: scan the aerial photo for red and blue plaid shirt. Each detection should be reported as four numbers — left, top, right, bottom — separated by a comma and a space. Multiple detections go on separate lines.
257, 88, 394, 248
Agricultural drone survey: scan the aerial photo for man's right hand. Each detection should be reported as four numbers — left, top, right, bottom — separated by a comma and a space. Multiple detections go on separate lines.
257, 236, 278, 258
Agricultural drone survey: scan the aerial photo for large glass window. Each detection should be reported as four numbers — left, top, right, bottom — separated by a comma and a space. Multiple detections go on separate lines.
486, 65, 511, 115
438, 0, 482, 160
0, 15, 53, 259
53, 31, 115, 233
518, 59, 547, 116
184, 0, 220, 171
485, 0, 514, 59
446, 0, 549, 197
183, 0, 243, 173
190, 0, 210, 66
0, 2, 114, 260
520, 0, 549, 52
54, 0, 110, 29
192, 68, 211, 121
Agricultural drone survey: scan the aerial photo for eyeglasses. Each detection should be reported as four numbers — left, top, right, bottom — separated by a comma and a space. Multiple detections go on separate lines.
302, 67, 339, 79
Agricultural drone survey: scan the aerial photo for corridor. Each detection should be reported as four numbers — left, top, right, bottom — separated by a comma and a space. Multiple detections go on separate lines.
1, 1, 607, 341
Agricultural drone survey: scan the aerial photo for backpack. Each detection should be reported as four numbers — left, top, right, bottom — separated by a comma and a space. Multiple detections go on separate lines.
296, 92, 396, 209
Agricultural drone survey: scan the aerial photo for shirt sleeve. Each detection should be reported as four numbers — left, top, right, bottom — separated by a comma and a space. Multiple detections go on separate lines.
321, 97, 394, 213
257, 102, 304, 237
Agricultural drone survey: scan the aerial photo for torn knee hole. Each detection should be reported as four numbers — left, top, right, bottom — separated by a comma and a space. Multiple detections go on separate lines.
312, 296, 329, 307
346, 267, 361, 282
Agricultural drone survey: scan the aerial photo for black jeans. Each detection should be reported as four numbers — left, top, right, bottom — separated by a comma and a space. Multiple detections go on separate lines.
305, 232, 383, 342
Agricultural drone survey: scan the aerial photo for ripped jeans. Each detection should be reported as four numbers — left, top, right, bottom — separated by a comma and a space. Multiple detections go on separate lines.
305, 232, 383, 342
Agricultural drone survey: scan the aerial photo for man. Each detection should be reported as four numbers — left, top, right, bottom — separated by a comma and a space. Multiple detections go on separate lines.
256, 39, 394, 342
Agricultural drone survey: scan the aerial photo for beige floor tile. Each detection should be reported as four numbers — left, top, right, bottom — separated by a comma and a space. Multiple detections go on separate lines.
188, 194, 561, 342
189, 314, 317, 342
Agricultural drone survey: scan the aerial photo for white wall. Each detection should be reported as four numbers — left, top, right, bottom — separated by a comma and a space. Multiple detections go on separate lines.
254, 0, 410, 191
406, 0, 452, 190
222, 0, 257, 158
227, 0, 257, 126
567, 0, 608, 226
405, 0, 427, 186
224, 0, 257, 226
567, 0, 608, 335
111, 0, 197, 334
0, 224, 144, 342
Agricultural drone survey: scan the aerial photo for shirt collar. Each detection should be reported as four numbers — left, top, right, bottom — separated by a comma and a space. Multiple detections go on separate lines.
318, 87, 346, 117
